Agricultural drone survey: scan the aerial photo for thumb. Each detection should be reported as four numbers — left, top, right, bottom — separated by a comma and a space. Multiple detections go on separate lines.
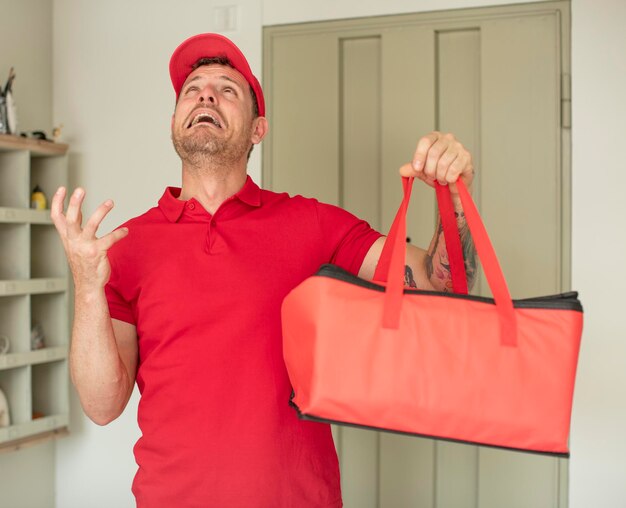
398, 162, 416, 177
99, 227, 129, 251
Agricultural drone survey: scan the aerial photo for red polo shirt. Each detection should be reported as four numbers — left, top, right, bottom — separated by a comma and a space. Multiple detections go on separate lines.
105, 176, 382, 508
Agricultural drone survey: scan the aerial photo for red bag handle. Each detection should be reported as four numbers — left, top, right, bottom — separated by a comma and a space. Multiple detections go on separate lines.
435, 183, 469, 295
373, 177, 517, 347
374, 178, 467, 293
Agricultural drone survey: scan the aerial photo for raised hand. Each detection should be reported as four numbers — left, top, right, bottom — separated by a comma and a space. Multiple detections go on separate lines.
50, 187, 128, 292
399, 131, 474, 194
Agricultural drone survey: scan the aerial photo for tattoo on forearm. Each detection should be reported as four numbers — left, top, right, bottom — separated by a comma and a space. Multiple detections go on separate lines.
425, 217, 442, 280
404, 265, 418, 288
425, 217, 453, 292
424, 211, 478, 293
456, 211, 478, 290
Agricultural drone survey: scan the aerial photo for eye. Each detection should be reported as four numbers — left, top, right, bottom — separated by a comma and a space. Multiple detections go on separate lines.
223, 86, 237, 96
184, 85, 200, 95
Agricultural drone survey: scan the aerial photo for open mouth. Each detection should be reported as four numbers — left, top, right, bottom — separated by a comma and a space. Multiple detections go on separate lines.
187, 112, 222, 129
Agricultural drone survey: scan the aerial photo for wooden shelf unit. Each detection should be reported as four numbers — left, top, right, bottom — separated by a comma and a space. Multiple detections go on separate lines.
0, 134, 70, 447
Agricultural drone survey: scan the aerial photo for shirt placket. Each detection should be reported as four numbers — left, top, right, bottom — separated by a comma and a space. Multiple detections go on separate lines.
203, 196, 237, 254
205, 217, 216, 254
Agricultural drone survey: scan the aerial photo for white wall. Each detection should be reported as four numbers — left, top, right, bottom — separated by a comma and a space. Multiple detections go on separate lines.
1, 2, 56, 507
569, 1, 626, 506
0, 0, 53, 134
50, 0, 626, 507
52, 1, 262, 507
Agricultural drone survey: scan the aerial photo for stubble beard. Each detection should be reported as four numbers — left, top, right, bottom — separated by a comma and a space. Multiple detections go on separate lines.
172, 127, 250, 172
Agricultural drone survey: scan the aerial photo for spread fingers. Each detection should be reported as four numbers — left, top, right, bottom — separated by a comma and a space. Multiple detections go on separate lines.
83, 199, 115, 238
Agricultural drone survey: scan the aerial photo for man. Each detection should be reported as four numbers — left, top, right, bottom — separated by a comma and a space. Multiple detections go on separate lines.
51, 33, 476, 507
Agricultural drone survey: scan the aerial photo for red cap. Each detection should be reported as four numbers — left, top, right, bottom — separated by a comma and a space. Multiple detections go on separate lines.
169, 33, 265, 117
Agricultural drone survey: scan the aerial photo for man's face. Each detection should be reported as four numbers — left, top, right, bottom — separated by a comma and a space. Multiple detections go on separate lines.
171, 64, 259, 166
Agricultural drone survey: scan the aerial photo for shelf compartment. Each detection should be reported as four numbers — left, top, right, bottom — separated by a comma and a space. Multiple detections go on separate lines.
0, 295, 29, 353
0, 366, 31, 427
31, 224, 67, 278
0, 150, 29, 208
0, 346, 68, 371
0, 278, 67, 296
0, 134, 70, 449
30, 156, 68, 208
0, 223, 29, 279
31, 292, 69, 348
32, 360, 69, 418
0, 414, 69, 445
0, 207, 51, 224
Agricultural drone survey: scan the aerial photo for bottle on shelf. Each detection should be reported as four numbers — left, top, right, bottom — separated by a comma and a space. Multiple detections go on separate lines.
30, 185, 47, 210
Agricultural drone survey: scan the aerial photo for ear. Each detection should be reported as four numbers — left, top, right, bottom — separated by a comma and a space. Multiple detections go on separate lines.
251, 117, 269, 145
171, 113, 175, 131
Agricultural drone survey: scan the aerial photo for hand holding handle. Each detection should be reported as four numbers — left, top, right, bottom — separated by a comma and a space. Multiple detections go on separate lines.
376, 178, 517, 347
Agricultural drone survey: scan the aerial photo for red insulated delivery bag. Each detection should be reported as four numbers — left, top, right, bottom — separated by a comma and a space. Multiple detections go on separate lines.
281, 177, 583, 456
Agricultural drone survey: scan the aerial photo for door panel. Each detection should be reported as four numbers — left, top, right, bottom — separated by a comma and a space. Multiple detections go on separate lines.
377, 28, 441, 508
381, 27, 437, 247
339, 427, 379, 508
434, 30, 482, 507
478, 449, 560, 508
338, 36, 382, 508
477, 13, 563, 507
264, 3, 570, 507
379, 435, 435, 508
341, 36, 382, 229
436, 27, 482, 296
267, 32, 340, 204
480, 13, 562, 300
436, 442, 479, 508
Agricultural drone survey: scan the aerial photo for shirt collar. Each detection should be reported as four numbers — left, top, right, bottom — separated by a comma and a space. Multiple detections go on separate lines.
158, 176, 262, 223
236, 175, 262, 208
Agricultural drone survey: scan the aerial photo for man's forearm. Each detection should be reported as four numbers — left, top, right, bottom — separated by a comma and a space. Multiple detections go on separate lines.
455, 209, 478, 289
424, 198, 477, 293
70, 288, 133, 425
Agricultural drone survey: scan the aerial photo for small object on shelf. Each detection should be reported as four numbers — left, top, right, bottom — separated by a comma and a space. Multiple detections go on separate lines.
31, 185, 47, 210
31, 323, 46, 350
1, 67, 16, 135
31, 130, 48, 140
32, 411, 45, 420
20, 131, 49, 141
0, 334, 9, 355
2, 67, 17, 135
0, 95, 7, 134
5, 91, 17, 134
2, 67, 16, 96
0, 388, 10, 427
52, 124, 64, 142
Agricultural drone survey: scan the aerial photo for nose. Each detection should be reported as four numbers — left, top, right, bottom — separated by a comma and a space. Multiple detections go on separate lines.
198, 86, 216, 106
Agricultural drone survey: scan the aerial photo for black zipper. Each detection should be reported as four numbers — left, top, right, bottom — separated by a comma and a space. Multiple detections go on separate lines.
315, 264, 583, 312
289, 396, 569, 459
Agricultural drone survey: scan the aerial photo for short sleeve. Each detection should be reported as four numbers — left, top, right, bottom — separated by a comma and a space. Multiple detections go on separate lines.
315, 202, 383, 275
105, 282, 135, 325
104, 235, 136, 325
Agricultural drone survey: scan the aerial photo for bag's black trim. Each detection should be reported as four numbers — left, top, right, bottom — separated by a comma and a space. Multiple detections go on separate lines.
289, 396, 569, 459
316, 264, 583, 312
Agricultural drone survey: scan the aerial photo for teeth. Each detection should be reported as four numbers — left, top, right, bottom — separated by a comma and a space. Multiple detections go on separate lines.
190, 113, 221, 128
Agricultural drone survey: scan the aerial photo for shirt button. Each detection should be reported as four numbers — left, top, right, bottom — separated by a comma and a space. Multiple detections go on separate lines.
188, 202, 195, 210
